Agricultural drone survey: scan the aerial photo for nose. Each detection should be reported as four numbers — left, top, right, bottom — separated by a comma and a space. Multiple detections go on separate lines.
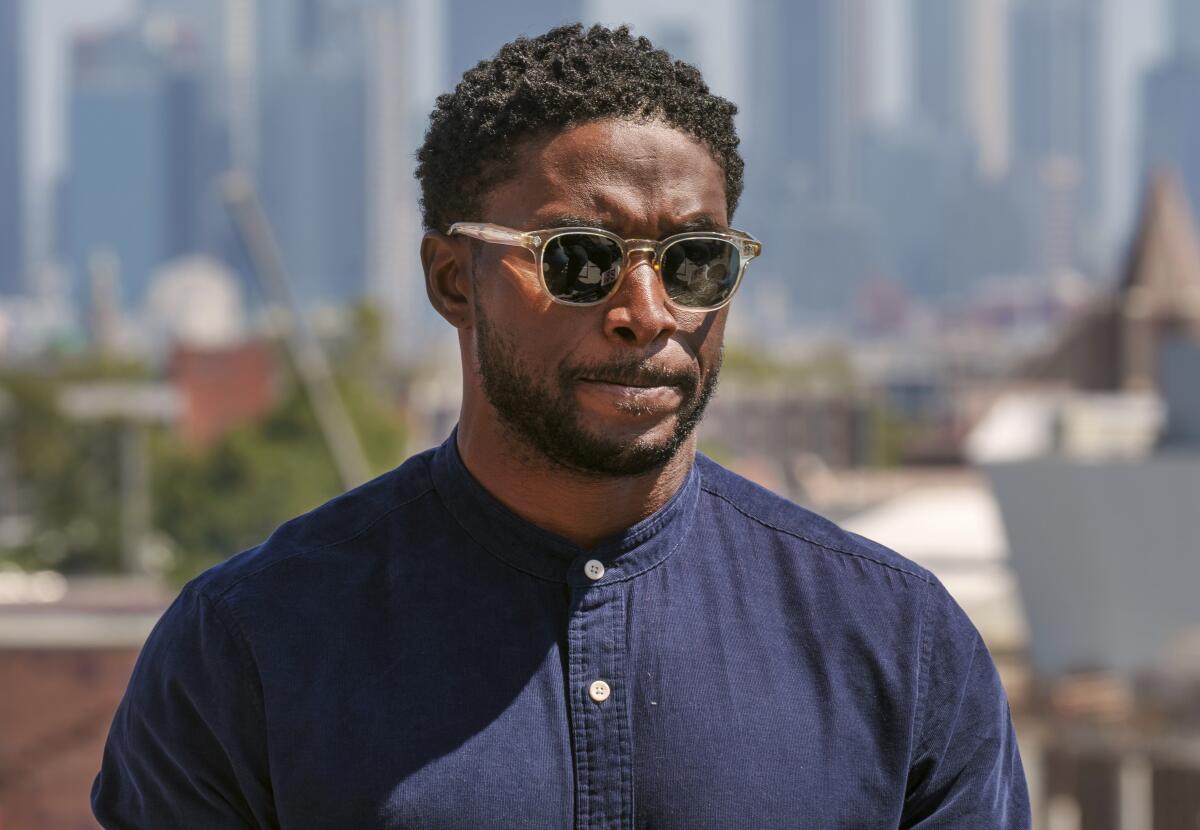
603, 255, 678, 347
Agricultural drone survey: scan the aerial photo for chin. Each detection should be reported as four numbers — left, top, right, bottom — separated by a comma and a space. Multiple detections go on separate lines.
595, 410, 682, 444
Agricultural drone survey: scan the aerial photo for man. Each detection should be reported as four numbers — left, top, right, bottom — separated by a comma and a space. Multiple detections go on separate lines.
93, 24, 1030, 829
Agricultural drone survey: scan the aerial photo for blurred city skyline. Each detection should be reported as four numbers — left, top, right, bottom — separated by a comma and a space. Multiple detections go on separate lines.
1, 0, 1196, 360
15, 0, 1167, 184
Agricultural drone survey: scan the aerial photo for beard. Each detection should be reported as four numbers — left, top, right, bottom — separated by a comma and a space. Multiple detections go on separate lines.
473, 303, 722, 478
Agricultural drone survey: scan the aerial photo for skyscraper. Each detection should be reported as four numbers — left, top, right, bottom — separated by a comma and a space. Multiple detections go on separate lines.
745, 0, 872, 210
256, 0, 373, 307
1008, 0, 1104, 271
0, 0, 24, 295
66, 22, 213, 310
140, 0, 229, 116
259, 66, 368, 306
446, 0, 584, 83
1009, 0, 1101, 172
1141, 58, 1200, 220
1141, 0, 1200, 216
1170, 0, 1200, 58
969, 0, 1011, 180
737, 0, 879, 315
913, 0, 969, 136
912, 0, 1011, 180
364, 1, 430, 357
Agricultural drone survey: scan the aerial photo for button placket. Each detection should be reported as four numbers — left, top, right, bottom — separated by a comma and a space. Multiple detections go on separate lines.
566, 582, 633, 829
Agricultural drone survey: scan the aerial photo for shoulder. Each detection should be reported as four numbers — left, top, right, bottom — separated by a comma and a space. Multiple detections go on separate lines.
188, 446, 440, 603
693, 454, 987, 695
694, 453, 936, 586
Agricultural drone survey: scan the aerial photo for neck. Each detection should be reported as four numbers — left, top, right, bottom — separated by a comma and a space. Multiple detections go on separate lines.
454, 412, 696, 550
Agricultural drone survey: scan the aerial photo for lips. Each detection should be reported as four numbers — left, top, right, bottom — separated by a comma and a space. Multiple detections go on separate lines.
575, 377, 687, 415
579, 376, 674, 389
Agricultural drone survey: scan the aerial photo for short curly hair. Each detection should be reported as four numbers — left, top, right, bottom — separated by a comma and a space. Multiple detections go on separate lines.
415, 23, 744, 233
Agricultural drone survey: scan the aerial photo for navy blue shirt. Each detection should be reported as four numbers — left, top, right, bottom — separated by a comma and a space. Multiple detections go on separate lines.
93, 433, 1030, 828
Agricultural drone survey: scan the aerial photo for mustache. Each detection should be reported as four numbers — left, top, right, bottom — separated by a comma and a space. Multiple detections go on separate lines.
566, 358, 699, 392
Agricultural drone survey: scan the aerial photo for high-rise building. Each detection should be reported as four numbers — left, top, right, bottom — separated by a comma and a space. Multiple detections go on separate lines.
255, 0, 323, 84
1141, 57, 1200, 219
1009, 0, 1102, 173
446, 0, 584, 84
969, 0, 1011, 180
225, 0, 259, 175
139, 0, 228, 114
0, 0, 24, 295
259, 66, 368, 306
912, 0, 1011, 180
736, 0, 879, 317
1171, 0, 1200, 58
256, 0, 373, 307
913, 0, 969, 136
65, 23, 213, 310
745, 0, 872, 210
1008, 0, 1104, 271
1142, 0, 1200, 216
364, 1, 430, 357
644, 22, 700, 70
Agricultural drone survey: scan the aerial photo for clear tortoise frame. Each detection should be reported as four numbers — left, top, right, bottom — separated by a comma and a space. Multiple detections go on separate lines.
447, 222, 763, 312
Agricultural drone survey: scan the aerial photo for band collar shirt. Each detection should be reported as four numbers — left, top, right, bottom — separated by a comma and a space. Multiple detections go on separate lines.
93, 431, 1030, 829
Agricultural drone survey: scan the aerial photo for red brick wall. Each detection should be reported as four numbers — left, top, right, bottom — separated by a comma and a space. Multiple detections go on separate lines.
0, 649, 140, 830
172, 340, 280, 446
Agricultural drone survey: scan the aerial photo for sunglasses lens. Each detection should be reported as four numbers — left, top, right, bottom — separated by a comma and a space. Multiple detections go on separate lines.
542, 233, 623, 304
661, 239, 741, 308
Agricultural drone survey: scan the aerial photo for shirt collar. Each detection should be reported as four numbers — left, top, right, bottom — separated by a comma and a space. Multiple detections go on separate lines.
429, 428, 701, 585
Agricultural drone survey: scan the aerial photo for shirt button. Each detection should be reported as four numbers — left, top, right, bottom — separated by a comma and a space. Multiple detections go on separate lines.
583, 559, 605, 581
588, 680, 611, 703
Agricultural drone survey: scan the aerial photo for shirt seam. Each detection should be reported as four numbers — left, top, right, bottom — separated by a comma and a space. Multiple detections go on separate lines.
908, 579, 935, 769
699, 484, 933, 583
915, 627, 982, 763
210, 485, 436, 600
189, 585, 274, 816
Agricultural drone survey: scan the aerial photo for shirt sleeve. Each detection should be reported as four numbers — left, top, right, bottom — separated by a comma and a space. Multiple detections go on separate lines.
900, 580, 1032, 829
91, 583, 277, 829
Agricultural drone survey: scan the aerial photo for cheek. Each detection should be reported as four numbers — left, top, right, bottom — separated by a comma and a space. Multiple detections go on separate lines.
683, 310, 728, 372
477, 252, 555, 315
476, 271, 596, 363
473, 258, 574, 358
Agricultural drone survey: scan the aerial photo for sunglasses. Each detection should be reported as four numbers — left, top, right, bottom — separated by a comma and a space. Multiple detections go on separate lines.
447, 222, 763, 312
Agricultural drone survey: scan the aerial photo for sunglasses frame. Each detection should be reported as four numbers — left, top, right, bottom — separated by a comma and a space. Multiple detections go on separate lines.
447, 221, 763, 312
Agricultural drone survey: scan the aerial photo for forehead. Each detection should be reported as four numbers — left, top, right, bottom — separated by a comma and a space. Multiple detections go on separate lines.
481, 119, 728, 233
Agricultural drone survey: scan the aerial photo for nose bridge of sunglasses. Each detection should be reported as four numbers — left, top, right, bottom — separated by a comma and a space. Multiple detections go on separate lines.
623, 239, 660, 271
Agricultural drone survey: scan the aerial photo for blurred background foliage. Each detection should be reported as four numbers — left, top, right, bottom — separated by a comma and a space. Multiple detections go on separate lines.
1, 302, 406, 585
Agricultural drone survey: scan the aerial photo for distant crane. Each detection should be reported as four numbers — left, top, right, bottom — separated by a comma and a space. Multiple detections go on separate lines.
222, 171, 372, 491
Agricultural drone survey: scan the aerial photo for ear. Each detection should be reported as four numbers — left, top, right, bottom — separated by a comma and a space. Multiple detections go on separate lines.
421, 231, 473, 330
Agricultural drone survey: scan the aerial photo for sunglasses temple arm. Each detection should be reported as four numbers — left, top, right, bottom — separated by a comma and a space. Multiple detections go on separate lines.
449, 223, 539, 250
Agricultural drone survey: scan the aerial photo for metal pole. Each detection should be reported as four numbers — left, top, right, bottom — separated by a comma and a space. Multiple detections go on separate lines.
222, 171, 373, 490
120, 423, 149, 573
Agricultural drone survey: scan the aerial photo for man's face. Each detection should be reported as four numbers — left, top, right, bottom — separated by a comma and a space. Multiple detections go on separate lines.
468, 119, 732, 477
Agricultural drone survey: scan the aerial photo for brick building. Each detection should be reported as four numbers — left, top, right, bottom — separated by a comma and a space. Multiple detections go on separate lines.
0, 576, 170, 829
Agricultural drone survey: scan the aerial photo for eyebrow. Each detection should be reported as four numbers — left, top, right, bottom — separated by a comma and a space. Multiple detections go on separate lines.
670, 216, 724, 233
534, 214, 610, 231
531, 214, 727, 235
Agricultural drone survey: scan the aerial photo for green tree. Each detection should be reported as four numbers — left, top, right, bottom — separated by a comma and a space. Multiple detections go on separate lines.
1, 303, 408, 584
152, 306, 407, 584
